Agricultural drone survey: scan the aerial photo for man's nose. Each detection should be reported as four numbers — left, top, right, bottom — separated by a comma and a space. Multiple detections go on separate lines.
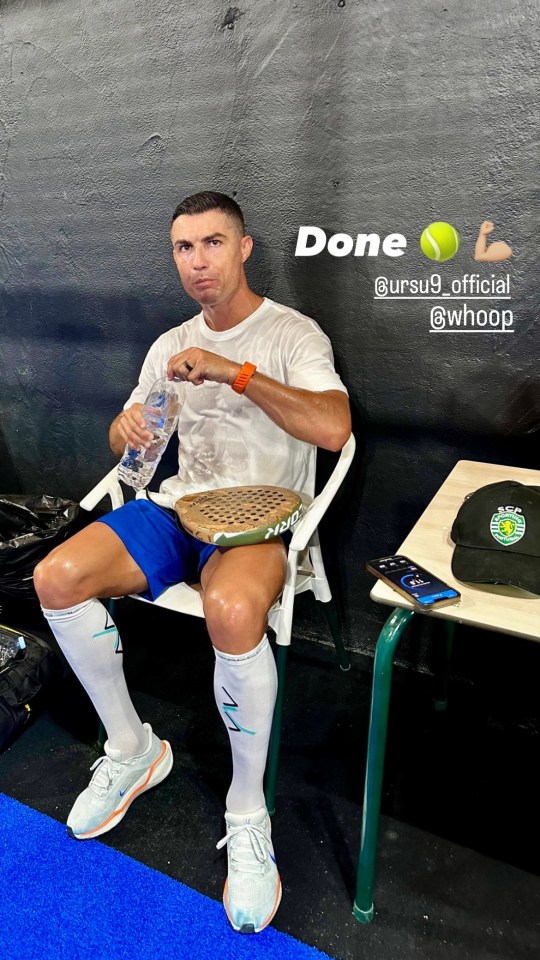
192, 244, 207, 270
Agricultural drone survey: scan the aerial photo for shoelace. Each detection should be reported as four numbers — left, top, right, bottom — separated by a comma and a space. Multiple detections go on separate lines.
216, 823, 270, 875
88, 756, 122, 798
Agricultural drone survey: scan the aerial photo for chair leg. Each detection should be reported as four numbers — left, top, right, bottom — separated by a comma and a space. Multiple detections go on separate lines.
97, 721, 106, 750
264, 643, 288, 816
353, 607, 415, 923
97, 598, 118, 751
318, 598, 351, 671
433, 620, 455, 712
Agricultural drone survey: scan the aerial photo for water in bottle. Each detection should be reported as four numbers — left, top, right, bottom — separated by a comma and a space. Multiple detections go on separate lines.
118, 377, 181, 491
0, 629, 26, 670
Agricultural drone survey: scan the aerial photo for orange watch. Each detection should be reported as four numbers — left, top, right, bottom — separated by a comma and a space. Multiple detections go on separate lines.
231, 361, 257, 394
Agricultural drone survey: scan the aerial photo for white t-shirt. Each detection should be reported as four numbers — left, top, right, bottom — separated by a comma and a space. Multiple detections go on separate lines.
124, 297, 348, 505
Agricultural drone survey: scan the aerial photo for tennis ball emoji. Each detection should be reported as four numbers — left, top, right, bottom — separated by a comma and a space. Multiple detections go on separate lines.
420, 222, 460, 262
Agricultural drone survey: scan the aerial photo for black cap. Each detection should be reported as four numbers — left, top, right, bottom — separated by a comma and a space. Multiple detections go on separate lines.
450, 480, 540, 595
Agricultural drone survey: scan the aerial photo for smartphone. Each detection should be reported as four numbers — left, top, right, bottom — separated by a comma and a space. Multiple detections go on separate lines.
366, 555, 461, 609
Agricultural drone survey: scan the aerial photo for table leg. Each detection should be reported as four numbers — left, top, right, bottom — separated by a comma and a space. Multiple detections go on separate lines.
353, 607, 415, 922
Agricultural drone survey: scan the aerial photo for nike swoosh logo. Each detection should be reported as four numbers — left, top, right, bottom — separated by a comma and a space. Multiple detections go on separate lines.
119, 789, 127, 797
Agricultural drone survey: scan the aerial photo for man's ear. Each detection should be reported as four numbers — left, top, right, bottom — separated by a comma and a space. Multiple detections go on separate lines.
240, 234, 253, 263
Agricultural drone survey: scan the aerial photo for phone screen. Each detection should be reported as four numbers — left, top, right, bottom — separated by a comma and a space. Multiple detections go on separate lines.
372, 556, 459, 606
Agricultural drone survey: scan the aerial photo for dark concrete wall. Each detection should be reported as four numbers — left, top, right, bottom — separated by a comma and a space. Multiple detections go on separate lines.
0, 1, 537, 656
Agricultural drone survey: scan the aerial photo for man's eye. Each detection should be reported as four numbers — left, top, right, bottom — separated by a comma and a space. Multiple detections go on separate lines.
209, 239, 221, 246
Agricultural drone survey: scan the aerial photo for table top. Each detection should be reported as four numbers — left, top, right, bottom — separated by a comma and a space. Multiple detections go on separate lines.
370, 460, 540, 642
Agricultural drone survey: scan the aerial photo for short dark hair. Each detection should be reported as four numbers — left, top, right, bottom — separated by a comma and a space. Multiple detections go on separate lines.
171, 191, 245, 235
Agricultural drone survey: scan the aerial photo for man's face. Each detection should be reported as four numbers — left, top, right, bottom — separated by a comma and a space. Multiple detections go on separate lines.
170, 209, 252, 307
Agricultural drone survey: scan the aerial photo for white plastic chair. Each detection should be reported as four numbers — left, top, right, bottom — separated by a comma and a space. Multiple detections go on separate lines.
80, 432, 356, 812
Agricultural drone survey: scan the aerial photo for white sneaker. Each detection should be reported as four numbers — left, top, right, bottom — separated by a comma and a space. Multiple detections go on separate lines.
66, 723, 173, 840
217, 806, 282, 933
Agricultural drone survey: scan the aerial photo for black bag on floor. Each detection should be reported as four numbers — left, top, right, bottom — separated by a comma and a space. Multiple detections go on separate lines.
0, 495, 79, 601
0, 625, 60, 751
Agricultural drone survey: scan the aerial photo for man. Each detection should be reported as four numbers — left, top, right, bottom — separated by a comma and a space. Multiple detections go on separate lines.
34, 191, 351, 933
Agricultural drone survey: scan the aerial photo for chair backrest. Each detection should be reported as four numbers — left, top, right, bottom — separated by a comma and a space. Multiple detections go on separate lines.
289, 432, 355, 553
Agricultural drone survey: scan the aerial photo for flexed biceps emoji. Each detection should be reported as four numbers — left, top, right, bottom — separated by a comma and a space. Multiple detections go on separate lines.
474, 221, 512, 262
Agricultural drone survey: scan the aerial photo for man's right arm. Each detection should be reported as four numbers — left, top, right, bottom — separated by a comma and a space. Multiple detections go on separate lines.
109, 404, 154, 458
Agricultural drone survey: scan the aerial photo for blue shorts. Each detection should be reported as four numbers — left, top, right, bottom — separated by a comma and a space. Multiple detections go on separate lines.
96, 499, 218, 601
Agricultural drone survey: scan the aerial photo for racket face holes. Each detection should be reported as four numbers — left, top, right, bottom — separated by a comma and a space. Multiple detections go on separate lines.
178, 485, 302, 544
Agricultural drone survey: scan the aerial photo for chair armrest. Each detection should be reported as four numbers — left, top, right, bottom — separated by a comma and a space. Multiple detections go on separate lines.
79, 465, 125, 513
78, 433, 356, 532
289, 433, 356, 552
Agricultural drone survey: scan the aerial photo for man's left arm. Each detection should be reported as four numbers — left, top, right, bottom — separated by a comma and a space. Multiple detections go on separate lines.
242, 373, 350, 452
166, 348, 351, 452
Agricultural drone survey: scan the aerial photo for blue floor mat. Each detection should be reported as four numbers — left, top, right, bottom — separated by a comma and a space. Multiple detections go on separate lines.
0, 793, 333, 960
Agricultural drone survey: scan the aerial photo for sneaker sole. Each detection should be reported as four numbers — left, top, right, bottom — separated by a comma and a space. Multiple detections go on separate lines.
223, 874, 282, 934
67, 739, 173, 841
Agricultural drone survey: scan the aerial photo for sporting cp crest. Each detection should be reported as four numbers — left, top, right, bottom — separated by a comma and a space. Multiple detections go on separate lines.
490, 510, 526, 546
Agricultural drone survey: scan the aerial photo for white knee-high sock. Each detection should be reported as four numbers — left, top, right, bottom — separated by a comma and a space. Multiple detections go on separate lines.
213, 634, 277, 815
41, 599, 147, 759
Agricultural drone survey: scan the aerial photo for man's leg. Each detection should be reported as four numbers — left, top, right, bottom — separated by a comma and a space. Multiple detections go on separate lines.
33, 519, 173, 839
35, 521, 150, 756
201, 540, 287, 933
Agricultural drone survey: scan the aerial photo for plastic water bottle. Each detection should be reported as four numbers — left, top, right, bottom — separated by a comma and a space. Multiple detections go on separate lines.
0, 630, 26, 670
118, 377, 181, 491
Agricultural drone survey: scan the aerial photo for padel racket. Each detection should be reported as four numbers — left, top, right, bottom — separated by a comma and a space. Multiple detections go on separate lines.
175, 485, 303, 547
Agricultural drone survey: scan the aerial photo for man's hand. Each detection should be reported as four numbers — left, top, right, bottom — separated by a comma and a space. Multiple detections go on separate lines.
167, 348, 241, 387
113, 403, 153, 453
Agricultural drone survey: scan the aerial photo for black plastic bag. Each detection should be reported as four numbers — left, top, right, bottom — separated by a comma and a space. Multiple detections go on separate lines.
0, 495, 79, 600
0, 624, 60, 751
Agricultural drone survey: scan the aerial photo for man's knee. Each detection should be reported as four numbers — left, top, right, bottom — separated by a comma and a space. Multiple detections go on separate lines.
34, 547, 91, 610
203, 587, 267, 649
